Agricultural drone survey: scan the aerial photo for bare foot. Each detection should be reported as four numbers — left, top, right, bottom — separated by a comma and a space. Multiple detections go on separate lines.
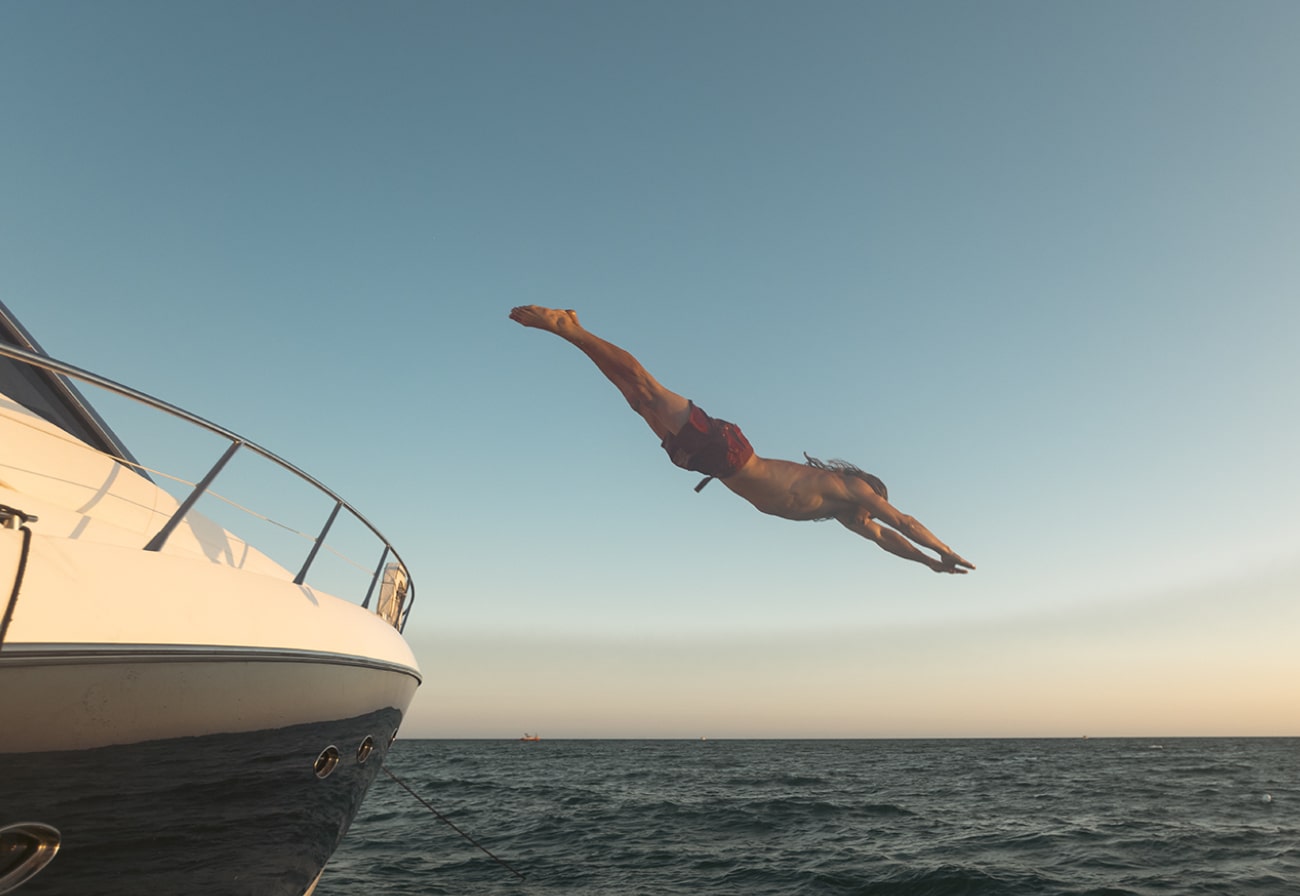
509, 305, 580, 334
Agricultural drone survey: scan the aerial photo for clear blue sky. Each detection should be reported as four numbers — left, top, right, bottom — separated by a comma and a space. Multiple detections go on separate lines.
3, 1, 1298, 737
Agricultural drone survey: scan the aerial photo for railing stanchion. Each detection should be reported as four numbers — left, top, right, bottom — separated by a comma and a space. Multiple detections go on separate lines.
362, 546, 390, 610
144, 440, 243, 552
295, 500, 342, 586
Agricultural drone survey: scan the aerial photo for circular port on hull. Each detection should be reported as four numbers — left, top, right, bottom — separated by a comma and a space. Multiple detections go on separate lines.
356, 736, 375, 765
0, 823, 61, 894
314, 746, 341, 779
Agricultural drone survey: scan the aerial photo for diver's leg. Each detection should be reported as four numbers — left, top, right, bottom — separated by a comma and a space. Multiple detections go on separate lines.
510, 306, 690, 439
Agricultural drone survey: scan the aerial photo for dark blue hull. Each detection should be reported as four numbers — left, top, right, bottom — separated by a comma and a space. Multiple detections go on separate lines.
2, 707, 403, 895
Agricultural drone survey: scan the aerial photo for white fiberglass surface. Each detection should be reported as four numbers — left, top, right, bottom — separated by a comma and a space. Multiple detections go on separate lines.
0, 390, 291, 578
0, 390, 420, 672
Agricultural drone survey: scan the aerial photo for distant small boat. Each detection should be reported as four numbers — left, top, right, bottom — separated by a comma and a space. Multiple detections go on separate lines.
520, 734, 540, 743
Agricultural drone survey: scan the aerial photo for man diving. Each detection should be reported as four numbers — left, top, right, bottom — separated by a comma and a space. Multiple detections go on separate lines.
510, 305, 974, 574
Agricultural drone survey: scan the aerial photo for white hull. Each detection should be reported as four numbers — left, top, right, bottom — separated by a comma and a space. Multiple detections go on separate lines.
1, 642, 418, 753
0, 527, 420, 753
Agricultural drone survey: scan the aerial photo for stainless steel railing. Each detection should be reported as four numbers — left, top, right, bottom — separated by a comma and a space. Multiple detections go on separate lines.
0, 342, 415, 631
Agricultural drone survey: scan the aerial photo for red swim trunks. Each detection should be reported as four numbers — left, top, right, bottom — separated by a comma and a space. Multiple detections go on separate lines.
661, 403, 754, 480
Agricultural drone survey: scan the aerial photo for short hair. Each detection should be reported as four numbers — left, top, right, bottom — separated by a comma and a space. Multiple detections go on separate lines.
803, 453, 888, 500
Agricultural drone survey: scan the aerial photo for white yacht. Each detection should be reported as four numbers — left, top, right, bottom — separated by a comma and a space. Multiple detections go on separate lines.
0, 300, 422, 895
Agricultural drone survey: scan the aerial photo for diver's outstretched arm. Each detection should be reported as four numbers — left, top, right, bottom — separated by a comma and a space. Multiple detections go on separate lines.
837, 513, 966, 574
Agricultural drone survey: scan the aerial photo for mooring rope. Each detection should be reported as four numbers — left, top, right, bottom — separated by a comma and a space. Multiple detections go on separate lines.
0, 505, 35, 652
381, 765, 527, 882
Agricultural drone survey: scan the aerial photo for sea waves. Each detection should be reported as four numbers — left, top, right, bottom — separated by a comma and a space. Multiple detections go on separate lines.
318, 738, 1299, 895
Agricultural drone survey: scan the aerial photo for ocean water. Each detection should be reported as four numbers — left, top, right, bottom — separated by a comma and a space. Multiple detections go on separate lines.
316, 739, 1298, 895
